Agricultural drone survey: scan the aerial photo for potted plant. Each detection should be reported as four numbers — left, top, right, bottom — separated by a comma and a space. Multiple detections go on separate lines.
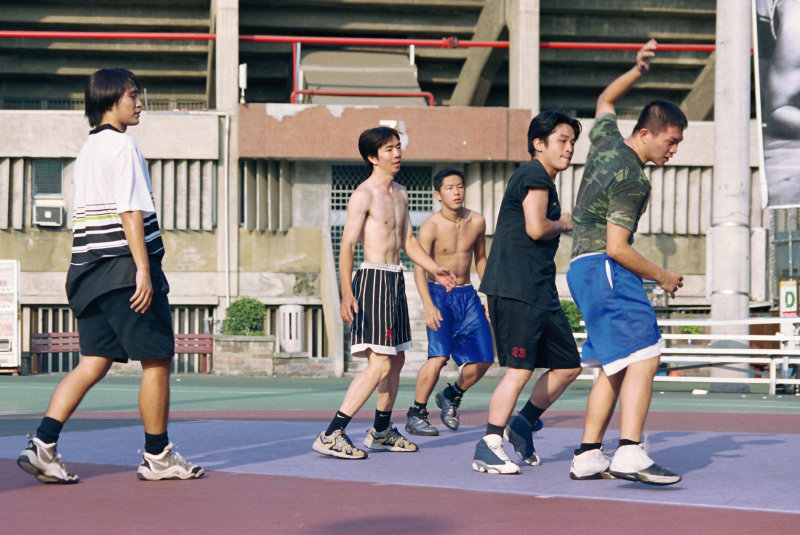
213, 297, 275, 376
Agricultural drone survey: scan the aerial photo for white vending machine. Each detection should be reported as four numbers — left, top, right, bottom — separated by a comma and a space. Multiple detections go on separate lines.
0, 260, 20, 373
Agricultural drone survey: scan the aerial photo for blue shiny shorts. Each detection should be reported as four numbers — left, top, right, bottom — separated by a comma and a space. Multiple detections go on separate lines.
426, 282, 494, 366
567, 253, 663, 375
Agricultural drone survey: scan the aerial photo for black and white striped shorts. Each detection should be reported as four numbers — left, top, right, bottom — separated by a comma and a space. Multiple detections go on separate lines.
350, 262, 412, 357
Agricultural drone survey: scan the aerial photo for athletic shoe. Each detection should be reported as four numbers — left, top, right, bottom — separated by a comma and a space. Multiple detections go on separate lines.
435, 386, 462, 431
569, 448, 614, 480
405, 407, 439, 436
608, 444, 681, 486
504, 413, 541, 466
363, 425, 419, 452
312, 430, 368, 459
137, 443, 205, 480
472, 434, 520, 474
16, 435, 79, 484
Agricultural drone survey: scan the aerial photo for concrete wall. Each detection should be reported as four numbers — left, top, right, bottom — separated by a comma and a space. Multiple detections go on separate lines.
239, 103, 533, 161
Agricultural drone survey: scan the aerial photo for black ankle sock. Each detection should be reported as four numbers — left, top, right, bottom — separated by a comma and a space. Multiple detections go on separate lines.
325, 411, 352, 436
36, 417, 63, 444
486, 423, 504, 437
446, 382, 465, 400
413, 401, 427, 413
519, 400, 545, 425
618, 439, 641, 448
373, 410, 392, 432
574, 442, 602, 456
144, 432, 169, 455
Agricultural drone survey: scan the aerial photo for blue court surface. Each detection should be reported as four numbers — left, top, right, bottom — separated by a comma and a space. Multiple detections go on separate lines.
2, 376, 800, 534
1, 417, 799, 514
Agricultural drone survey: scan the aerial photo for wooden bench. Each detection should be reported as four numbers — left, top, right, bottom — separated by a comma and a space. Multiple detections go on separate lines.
175, 333, 214, 373
31, 332, 81, 355
30, 332, 214, 374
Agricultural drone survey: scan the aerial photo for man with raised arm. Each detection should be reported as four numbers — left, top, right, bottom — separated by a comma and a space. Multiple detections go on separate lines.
404, 169, 494, 437
312, 127, 456, 460
567, 40, 686, 485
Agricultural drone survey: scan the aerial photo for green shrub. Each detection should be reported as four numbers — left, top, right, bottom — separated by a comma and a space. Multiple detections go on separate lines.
222, 297, 266, 335
679, 318, 703, 336
561, 300, 584, 333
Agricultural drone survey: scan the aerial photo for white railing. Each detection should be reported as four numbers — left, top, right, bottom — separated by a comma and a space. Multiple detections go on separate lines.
575, 317, 800, 395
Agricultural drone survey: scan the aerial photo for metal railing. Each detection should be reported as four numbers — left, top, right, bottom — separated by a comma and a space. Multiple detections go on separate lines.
575, 317, 800, 395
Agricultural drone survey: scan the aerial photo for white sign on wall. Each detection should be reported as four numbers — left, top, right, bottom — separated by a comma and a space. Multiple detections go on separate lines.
780, 279, 797, 318
0, 260, 20, 369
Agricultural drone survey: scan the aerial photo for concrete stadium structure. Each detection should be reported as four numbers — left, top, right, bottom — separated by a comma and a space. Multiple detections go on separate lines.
0, 1, 777, 377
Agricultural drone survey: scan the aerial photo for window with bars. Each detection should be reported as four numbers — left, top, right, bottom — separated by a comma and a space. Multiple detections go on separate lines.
32, 159, 63, 197
330, 165, 433, 270
331, 165, 434, 212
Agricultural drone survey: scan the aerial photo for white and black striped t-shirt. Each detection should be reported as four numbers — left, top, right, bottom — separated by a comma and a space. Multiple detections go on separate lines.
70, 127, 164, 265
65, 125, 167, 316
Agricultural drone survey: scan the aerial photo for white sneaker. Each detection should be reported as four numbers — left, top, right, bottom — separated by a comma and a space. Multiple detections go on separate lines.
137, 443, 204, 481
16, 435, 79, 484
569, 448, 613, 480
609, 444, 681, 486
472, 434, 520, 475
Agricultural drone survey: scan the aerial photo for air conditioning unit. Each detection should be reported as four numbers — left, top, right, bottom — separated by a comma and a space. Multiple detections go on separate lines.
33, 199, 64, 227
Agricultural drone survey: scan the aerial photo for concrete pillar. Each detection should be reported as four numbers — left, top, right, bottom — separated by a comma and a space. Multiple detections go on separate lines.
709, 0, 751, 391
506, 0, 539, 113
215, 0, 239, 306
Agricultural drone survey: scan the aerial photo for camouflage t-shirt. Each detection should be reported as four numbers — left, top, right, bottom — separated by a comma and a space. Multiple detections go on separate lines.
571, 113, 650, 258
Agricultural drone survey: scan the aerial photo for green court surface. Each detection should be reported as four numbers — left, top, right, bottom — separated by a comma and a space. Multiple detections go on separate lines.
2, 374, 799, 422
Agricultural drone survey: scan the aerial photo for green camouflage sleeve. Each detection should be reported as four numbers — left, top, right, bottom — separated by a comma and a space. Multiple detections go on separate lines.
606, 170, 650, 233
589, 113, 622, 146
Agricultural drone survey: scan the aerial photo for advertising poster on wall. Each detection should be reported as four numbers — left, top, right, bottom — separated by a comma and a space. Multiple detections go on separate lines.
0, 260, 20, 370
754, 0, 800, 208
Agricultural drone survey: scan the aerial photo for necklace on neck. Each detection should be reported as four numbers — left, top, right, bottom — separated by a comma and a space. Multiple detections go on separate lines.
442, 209, 463, 229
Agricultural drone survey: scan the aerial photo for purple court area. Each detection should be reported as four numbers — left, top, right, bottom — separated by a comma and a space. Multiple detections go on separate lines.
2, 410, 799, 534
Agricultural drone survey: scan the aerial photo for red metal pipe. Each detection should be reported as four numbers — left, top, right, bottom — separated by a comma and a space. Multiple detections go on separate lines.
241, 35, 458, 48
0, 31, 719, 53
292, 89, 435, 107
291, 42, 298, 103
540, 41, 716, 52
241, 35, 510, 49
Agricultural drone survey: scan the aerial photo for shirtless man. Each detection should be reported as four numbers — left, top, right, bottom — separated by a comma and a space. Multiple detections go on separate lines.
404, 169, 495, 436
312, 126, 456, 460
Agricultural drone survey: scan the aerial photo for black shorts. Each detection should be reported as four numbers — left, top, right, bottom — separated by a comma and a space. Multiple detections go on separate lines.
77, 287, 174, 362
488, 295, 580, 371
349, 263, 412, 357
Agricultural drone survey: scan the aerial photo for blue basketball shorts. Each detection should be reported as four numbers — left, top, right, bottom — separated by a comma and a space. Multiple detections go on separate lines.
567, 253, 664, 376
426, 282, 494, 366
